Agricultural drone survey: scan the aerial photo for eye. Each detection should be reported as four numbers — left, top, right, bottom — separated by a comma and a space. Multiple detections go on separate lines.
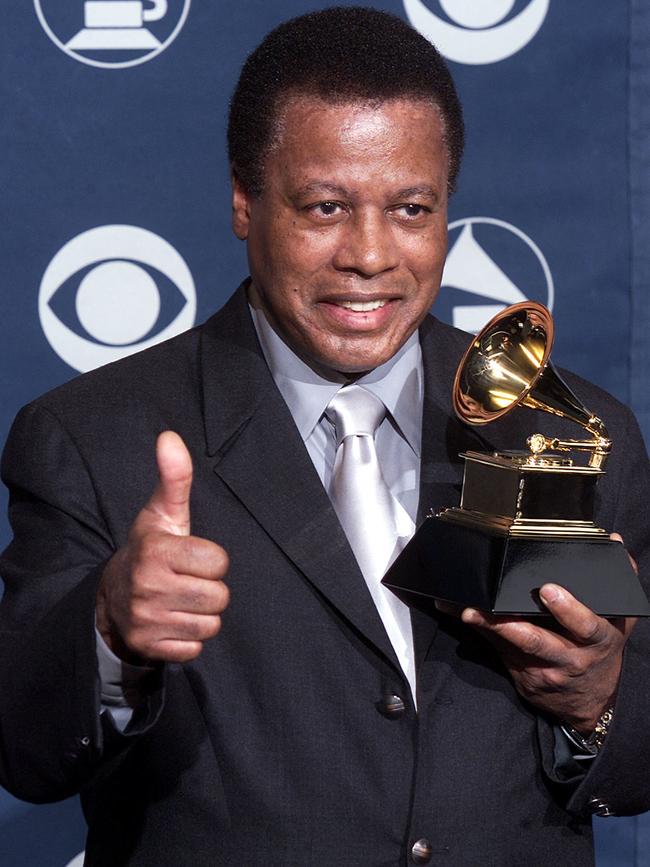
309, 201, 345, 217
393, 203, 431, 220
38, 225, 196, 373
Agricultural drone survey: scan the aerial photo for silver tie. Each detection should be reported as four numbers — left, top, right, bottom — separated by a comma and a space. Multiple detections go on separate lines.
326, 385, 415, 696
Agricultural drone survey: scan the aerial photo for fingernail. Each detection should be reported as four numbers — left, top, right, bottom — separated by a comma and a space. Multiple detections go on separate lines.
461, 608, 479, 624
539, 584, 560, 604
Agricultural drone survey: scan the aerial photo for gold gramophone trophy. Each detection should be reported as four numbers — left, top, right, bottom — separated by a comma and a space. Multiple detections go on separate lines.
383, 302, 650, 616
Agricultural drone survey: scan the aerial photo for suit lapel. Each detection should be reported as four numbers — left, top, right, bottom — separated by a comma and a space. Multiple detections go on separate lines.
416, 314, 520, 525
198, 286, 402, 669
411, 317, 495, 671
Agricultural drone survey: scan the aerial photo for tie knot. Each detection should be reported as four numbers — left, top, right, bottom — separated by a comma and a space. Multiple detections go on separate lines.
326, 385, 386, 446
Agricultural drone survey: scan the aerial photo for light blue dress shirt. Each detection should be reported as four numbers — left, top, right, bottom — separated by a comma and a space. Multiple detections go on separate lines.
249, 302, 424, 524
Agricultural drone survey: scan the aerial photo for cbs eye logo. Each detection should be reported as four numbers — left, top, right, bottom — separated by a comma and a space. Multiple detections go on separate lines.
403, 0, 550, 65
38, 225, 196, 373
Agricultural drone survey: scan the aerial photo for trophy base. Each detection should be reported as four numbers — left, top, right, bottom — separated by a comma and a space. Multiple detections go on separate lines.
382, 513, 650, 617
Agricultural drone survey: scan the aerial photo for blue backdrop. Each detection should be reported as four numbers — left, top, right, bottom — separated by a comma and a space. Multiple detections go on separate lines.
2, 1, 649, 864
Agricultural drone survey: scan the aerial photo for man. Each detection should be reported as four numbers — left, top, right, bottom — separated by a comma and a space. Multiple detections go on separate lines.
1, 7, 649, 866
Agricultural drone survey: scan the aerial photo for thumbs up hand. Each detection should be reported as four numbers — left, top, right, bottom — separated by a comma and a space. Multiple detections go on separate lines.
96, 432, 230, 664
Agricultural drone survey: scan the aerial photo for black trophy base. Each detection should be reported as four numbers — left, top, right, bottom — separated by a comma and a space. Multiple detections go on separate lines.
382, 515, 650, 617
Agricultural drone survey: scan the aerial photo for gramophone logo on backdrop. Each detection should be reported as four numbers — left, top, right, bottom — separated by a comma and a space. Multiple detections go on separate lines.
403, 0, 550, 64
34, 0, 191, 69
438, 217, 554, 333
38, 225, 196, 373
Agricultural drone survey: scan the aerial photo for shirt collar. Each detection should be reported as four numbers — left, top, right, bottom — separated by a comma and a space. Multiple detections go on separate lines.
249, 302, 423, 458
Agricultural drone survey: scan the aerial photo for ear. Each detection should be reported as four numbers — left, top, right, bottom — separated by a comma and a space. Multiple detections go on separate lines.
231, 168, 251, 240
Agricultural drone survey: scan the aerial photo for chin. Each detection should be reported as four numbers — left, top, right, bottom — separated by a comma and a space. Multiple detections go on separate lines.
322, 353, 391, 377
302, 336, 401, 378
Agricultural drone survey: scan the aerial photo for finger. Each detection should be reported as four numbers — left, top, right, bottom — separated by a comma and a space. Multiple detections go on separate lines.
145, 613, 224, 662
163, 536, 230, 581
143, 432, 193, 535
146, 639, 204, 664
122, 613, 225, 663
161, 611, 224, 642
461, 607, 567, 661
537, 584, 611, 645
166, 574, 230, 615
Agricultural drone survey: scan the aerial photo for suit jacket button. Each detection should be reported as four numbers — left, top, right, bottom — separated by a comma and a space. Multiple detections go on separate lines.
410, 838, 433, 863
377, 694, 406, 717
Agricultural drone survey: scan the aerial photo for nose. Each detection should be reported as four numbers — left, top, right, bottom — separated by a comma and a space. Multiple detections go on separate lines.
332, 209, 399, 277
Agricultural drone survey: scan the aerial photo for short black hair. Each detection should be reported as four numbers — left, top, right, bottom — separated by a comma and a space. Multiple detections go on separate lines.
228, 6, 464, 197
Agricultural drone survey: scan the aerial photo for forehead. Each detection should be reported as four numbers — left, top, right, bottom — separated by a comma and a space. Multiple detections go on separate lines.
267, 95, 449, 187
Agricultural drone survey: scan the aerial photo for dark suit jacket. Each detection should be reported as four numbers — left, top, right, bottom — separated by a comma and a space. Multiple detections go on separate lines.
1, 285, 650, 866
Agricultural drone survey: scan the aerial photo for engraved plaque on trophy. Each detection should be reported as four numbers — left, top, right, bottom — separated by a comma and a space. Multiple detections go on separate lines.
383, 302, 650, 616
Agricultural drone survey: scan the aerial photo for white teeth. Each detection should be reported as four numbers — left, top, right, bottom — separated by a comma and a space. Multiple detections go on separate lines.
338, 300, 387, 312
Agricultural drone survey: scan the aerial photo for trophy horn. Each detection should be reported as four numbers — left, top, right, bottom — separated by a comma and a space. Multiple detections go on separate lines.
452, 302, 611, 468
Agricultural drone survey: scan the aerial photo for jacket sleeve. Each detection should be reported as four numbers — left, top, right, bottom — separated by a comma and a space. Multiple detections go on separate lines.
0, 402, 163, 803
563, 406, 650, 817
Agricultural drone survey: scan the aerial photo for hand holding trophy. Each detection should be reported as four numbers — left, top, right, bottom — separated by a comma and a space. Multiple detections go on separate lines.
384, 302, 650, 616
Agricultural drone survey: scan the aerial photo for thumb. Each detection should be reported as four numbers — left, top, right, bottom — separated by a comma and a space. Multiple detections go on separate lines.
142, 431, 193, 535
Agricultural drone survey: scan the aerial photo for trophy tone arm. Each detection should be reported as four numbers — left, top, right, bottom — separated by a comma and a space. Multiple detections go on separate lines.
527, 423, 612, 470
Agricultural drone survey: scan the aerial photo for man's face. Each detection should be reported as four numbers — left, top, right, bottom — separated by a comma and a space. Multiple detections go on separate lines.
232, 95, 449, 377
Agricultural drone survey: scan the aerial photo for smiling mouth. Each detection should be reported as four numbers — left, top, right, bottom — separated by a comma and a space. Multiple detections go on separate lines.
335, 299, 387, 312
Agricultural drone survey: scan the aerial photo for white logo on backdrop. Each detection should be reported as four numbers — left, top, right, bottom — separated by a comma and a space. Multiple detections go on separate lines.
64, 853, 85, 867
442, 216, 554, 333
403, 0, 550, 65
39, 225, 196, 373
34, 0, 191, 69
